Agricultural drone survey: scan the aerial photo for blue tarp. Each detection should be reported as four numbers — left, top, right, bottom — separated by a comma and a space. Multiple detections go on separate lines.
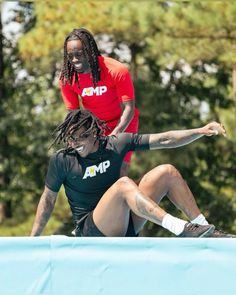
0, 236, 235, 295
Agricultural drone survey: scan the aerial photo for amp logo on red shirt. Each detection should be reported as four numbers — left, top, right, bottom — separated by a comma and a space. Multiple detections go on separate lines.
81, 86, 107, 96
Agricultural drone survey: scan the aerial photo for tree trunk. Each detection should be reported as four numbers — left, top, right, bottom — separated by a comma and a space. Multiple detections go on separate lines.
0, 6, 3, 96
130, 44, 138, 80
233, 62, 236, 134
0, 7, 12, 223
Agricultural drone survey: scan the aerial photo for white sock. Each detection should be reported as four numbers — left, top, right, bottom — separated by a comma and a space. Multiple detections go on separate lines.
191, 214, 209, 225
162, 213, 187, 236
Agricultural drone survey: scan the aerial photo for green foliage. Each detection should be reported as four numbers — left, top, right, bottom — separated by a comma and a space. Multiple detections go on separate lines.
0, 190, 72, 236
130, 60, 236, 236
1, 1, 235, 237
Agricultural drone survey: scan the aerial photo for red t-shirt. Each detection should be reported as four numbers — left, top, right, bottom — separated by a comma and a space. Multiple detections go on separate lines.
60, 56, 139, 132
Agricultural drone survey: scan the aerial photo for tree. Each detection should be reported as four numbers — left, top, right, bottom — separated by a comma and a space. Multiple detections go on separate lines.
0, 3, 66, 232
0, 5, 13, 221
1, 1, 235, 236
147, 2, 236, 126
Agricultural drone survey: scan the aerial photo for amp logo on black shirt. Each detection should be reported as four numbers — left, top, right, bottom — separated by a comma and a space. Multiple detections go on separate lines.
83, 160, 110, 179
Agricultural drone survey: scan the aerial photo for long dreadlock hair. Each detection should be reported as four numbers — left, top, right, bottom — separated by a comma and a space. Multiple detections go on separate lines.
50, 109, 108, 151
59, 28, 101, 88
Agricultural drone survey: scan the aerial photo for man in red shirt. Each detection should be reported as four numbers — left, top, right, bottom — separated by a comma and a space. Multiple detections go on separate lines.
59, 28, 139, 176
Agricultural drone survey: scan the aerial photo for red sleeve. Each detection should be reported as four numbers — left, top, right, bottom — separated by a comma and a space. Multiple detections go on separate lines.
113, 66, 135, 102
59, 80, 80, 110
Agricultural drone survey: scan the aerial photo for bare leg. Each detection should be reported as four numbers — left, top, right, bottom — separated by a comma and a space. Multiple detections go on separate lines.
93, 176, 167, 237
132, 164, 201, 233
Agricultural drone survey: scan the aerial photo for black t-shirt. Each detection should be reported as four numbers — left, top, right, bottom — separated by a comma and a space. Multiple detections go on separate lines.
45, 133, 150, 221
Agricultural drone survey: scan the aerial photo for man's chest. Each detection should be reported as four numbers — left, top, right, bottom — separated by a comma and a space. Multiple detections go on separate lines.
65, 153, 122, 190
72, 75, 118, 104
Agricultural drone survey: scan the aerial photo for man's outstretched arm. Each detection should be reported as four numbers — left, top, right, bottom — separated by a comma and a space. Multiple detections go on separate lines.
30, 186, 57, 236
149, 122, 226, 150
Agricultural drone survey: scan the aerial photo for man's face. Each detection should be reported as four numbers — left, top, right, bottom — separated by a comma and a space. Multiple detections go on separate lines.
66, 39, 90, 74
68, 127, 98, 157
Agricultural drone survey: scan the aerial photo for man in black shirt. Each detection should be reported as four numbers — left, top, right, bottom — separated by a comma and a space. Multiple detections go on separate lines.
31, 110, 234, 238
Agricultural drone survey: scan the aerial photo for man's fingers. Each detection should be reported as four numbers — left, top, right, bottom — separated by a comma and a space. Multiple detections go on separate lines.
210, 124, 227, 137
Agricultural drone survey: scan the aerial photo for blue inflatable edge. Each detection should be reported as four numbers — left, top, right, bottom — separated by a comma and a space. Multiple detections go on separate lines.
0, 236, 235, 295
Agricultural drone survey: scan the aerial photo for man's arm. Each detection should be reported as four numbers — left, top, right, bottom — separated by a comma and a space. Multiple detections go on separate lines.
109, 100, 135, 136
149, 122, 226, 150
30, 186, 58, 236
60, 81, 80, 110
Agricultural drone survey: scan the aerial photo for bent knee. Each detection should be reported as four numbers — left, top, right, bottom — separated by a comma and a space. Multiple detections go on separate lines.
142, 164, 179, 181
115, 176, 136, 192
157, 164, 180, 177
116, 176, 133, 186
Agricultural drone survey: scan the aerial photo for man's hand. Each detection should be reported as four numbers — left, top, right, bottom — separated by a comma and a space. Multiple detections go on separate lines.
108, 130, 118, 137
201, 122, 227, 137
108, 100, 135, 136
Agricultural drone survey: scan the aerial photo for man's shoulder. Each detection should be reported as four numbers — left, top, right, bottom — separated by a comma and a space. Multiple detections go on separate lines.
50, 149, 76, 162
99, 56, 129, 75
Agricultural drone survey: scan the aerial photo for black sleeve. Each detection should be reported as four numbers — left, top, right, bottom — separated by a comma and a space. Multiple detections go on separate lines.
111, 133, 150, 152
129, 133, 150, 151
45, 153, 66, 193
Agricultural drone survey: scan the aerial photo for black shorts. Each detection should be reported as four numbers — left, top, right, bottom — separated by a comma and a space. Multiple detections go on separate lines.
75, 211, 138, 237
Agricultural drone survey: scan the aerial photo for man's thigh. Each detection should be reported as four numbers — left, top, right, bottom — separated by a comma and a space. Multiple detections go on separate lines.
79, 211, 137, 237
92, 179, 132, 237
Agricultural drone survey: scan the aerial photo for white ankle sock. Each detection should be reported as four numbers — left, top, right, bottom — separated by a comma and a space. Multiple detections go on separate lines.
191, 214, 208, 225
162, 213, 187, 236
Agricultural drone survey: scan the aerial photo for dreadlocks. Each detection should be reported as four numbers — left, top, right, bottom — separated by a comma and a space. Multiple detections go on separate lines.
60, 28, 101, 88
50, 109, 108, 150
